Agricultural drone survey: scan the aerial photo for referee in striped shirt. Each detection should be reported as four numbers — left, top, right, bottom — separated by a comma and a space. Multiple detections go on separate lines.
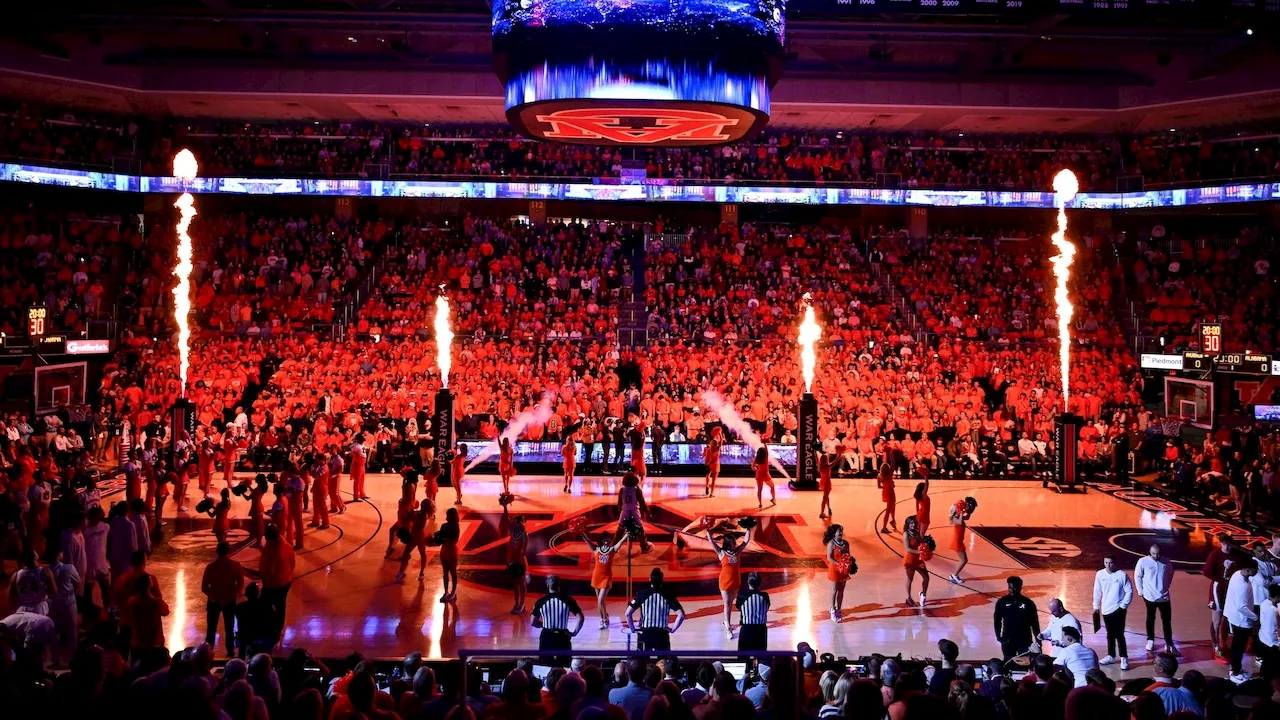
532, 575, 584, 666
736, 572, 771, 652
626, 568, 686, 651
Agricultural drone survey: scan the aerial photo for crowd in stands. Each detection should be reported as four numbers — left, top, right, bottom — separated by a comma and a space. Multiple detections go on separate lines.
5, 101, 1280, 190
1123, 226, 1278, 354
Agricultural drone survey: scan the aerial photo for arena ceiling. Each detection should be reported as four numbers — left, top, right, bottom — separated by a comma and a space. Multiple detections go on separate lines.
5, 1, 1280, 133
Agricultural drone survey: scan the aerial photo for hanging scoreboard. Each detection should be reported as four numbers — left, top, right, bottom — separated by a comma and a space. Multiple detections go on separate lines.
1200, 322, 1223, 356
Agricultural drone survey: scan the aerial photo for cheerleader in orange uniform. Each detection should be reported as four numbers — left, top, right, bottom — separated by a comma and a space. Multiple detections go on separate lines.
248, 475, 267, 546
751, 447, 776, 509
498, 437, 516, 494
203, 488, 232, 543
707, 524, 753, 639
221, 434, 237, 488
913, 474, 931, 536
948, 497, 977, 584
395, 498, 435, 583
429, 507, 461, 602
561, 435, 577, 494
505, 505, 528, 614
308, 455, 330, 530
876, 461, 897, 534
902, 516, 930, 608
385, 475, 418, 559
704, 426, 723, 497
450, 445, 467, 506
818, 452, 834, 519
197, 440, 215, 495
583, 529, 629, 629
423, 459, 441, 506
629, 422, 647, 483
350, 434, 369, 501
824, 524, 853, 622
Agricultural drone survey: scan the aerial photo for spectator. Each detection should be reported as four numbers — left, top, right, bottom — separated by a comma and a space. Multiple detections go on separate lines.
609, 657, 655, 720
1146, 653, 1202, 716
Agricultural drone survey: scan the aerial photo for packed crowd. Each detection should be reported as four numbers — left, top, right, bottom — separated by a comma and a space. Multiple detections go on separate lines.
1125, 227, 1278, 353
6, 101, 1280, 190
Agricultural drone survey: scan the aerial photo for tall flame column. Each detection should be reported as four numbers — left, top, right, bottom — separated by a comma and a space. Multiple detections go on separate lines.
791, 295, 822, 491
169, 150, 199, 467
432, 295, 456, 485
1049, 170, 1084, 492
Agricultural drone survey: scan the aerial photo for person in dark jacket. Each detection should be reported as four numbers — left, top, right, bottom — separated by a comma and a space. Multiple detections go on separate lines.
994, 576, 1041, 660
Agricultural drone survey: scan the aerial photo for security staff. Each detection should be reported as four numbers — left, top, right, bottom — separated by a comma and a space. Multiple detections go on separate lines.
531, 575, 584, 666
626, 568, 685, 651
737, 572, 770, 652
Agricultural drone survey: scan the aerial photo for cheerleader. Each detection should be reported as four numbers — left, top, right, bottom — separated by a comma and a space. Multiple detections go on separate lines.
505, 505, 529, 614
824, 524, 854, 622
902, 516, 929, 608
221, 433, 237, 488
876, 459, 897, 534
948, 496, 977, 584
174, 460, 191, 514
350, 434, 368, 501
708, 525, 753, 640
248, 474, 267, 546
628, 421, 647, 482
498, 437, 516, 494
326, 447, 346, 515
429, 507, 461, 602
385, 476, 418, 559
308, 455, 330, 530
561, 434, 577, 494
704, 426, 723, 497
197, 439, 215, 495
203, 488, 232, 543
583, 529, 629, 629
913, 475, 931, 537
395, 498, 436, 583
451, 444, 466, 506
423, 459, 441, 506
751, 446, 776, 509
818, 452, 834, 519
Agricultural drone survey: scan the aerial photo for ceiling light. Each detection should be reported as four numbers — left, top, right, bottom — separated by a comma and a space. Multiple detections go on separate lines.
348, 36, 358, 43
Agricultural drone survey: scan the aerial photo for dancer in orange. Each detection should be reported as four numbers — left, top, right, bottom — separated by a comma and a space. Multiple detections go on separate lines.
561, 434, 577, 494
707, 524, 753, 640
221, 433, 237, 488
583, 528, 629, 629
385, 473, 418, 559
429, 507, 461, 602
505, 506, 528, 614
308, 455, 330, 530
450, 444, 466, 506
629, 421, 647, 482
248, 474, 267, 546
326, 447, 346, 515
349, 435, 368, 501
751, 446, 776, 509
395, 498, 436, 583
423, 459, 441, 507
204, 488, 232, 543
948, 496, 977, 584
703, 426, 723, 497
498, 437, 516, 494
876, 459, 897, 534
824, 524, 853, 622
174, 461, 191, 514
913, 473, 931, 536
818, 452, 834, 519
197, 439, 215, 495
284, 463, 305, 550
903, 516, 929, 608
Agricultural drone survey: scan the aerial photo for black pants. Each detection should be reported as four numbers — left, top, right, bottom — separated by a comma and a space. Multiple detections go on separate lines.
1000, 640, 1030, 662
261, 583, 292, 643
1144, 599, 1173, 643
539, 629, 572, 666
1103, 608, 1128, 658
638, 628, 671, 651
206, 600, 237, 652
738, 624, 768, 652
1230, 623, 1253, 674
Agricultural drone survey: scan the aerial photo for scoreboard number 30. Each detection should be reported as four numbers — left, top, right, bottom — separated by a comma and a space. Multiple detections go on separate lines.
1200, 323, 1222, 356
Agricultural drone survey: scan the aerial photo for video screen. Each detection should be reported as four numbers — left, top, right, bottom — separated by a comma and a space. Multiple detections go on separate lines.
492, 0, 787, 53
1257, 405, 1280, 422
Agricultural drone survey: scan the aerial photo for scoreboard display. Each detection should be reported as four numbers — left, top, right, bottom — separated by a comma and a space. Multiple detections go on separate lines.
1182, 351, 1211, 372
1215, 353, 1273, 375
789, 0, 1278, 12
1200, 322, 1223, 356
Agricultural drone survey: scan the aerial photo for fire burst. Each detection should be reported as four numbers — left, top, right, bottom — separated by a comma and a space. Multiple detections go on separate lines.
1050, 169, 1079, 411
798, 293, 822, 393
172, 149, 199, 397
434, 292, 454, 388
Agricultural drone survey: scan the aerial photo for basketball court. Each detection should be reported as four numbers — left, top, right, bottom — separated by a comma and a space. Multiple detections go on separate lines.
145, 471, 1254, 677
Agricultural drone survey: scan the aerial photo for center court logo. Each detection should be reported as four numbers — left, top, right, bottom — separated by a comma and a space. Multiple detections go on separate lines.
1001, 536, 1082, 558
534, 108, 741, 145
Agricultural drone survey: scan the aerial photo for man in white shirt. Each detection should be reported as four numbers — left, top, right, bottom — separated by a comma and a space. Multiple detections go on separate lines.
1039, 598, 1082, 657
1258, 583, 1280, 668
1052, 626, 1098, 687
1092, 554, 1134, 670
1225, 558, 1260, 682
1135, 543, 1178, 655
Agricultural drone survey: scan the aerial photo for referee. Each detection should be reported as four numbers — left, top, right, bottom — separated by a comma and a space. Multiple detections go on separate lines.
736, 572, 770, 652
626, 569, 686, 651
531, 575, 584, 666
